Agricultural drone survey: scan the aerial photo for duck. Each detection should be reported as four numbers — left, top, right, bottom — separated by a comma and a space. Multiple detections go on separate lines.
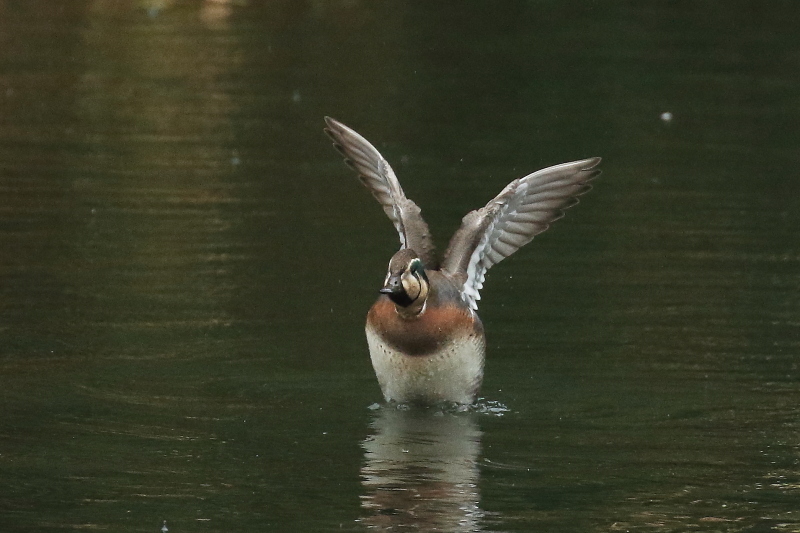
324, 117, 600, 405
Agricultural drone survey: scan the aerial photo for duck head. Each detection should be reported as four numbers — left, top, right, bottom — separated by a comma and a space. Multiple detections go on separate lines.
380, 249, 429, 316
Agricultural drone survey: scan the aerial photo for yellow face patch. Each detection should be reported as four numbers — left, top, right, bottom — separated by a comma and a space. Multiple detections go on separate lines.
401, 270, 421, 300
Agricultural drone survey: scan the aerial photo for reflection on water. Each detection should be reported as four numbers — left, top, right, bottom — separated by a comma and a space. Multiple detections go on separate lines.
360, 406, 485, 531
0, 1, 799, 531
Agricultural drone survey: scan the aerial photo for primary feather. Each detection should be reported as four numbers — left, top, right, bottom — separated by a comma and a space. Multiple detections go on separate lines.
324, 117, 437, 267
442, 158, 601, 310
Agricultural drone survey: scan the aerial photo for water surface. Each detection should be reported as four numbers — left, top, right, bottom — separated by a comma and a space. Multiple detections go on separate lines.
0, 1, 798, 532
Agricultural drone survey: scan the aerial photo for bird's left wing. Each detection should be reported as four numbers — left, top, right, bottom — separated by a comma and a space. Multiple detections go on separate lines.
442, 157, 601, 310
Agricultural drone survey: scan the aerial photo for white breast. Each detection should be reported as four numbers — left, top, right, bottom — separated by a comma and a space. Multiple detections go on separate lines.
365, 324, 486, 405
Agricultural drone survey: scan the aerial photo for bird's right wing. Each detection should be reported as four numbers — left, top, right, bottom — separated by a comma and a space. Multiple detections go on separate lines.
324, 117, 437, 267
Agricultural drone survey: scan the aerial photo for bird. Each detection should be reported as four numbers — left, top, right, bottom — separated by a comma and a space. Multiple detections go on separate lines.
324, 117, 600, 405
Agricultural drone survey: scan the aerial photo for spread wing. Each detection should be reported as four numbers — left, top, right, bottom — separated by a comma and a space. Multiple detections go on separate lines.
442, 157, 601, 310
324, 117, 437, 268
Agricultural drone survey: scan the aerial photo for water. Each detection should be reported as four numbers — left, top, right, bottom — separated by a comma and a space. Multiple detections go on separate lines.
0, 1, 798, 531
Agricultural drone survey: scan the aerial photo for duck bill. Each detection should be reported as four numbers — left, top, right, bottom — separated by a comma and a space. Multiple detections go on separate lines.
379, 275, 403, 295
379, 276, 413, 307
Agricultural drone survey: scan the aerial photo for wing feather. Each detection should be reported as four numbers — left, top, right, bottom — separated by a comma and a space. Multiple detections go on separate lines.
442, 157, 600, 310
324, 117, 437, 267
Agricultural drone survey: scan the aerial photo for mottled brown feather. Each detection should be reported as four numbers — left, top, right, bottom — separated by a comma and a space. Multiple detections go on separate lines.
367, 297, 484, 356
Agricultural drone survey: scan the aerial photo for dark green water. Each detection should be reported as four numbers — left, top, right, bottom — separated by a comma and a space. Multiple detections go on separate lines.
1, 1, 798, 531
